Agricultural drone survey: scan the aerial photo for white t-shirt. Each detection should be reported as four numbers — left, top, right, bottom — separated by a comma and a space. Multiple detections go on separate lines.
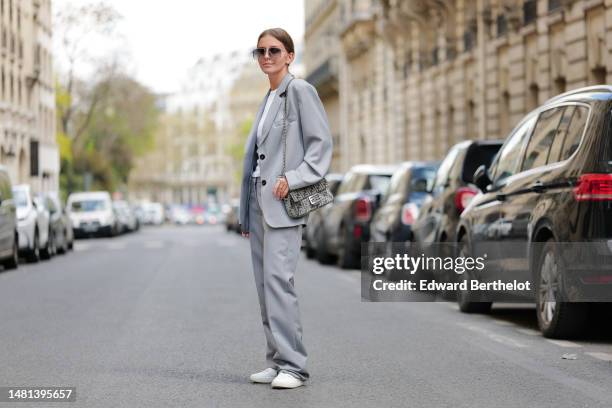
252, 89, 278, 178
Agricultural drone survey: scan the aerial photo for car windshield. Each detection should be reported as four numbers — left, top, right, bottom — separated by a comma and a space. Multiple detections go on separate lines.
12, 190, 28, 207
367, 175, 392, 194
71, 199, 107, 212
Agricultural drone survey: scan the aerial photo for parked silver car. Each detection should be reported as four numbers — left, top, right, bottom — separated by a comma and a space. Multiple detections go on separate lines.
12, 184, 52, 262
0, 166, 18, 270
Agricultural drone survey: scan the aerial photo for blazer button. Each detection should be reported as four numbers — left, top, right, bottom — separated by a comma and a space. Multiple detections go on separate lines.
261, 179, 266, 186
259, 154, 265, 160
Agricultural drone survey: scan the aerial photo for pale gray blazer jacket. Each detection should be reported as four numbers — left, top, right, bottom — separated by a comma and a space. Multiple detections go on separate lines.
239, 72, 333, 233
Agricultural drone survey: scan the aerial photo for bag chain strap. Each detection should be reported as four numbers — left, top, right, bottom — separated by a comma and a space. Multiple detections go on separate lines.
281, 77, 295, 179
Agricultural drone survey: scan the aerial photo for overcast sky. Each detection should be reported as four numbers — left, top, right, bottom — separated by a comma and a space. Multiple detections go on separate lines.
52, 0, 305, 94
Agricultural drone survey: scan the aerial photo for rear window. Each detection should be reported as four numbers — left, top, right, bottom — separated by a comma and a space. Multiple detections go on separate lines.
463, 144, 502, 183
12, 190, 27, 207
411, 167, 437, 192
365, 174, 392, 194
433, 145, 461, 192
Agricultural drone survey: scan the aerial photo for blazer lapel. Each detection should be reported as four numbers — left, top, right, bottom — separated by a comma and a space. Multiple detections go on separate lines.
258, 72, 294, 147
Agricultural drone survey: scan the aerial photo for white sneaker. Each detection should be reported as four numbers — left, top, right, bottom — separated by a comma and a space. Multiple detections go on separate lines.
249, 368, 278, 384
271, 371, 304, 389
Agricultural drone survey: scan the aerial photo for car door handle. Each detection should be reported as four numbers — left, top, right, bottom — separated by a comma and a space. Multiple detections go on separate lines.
530, 181, 545, 193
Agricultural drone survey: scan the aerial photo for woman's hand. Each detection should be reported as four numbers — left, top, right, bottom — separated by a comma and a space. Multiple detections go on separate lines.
241, 231, 249, 238
273, 176, 289, 199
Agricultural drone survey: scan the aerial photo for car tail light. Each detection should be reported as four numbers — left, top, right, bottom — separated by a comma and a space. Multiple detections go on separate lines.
401, 203, 419, 225
354, 197, 372, 222
573, 174, 612, 201
455, 187, 478, 213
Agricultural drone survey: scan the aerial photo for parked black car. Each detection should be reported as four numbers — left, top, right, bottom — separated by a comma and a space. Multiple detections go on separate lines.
456, 85, 612, 338
317, 164, 398, 269
0, 166, 18, 270
370, 161, 437, 243
411, 140, 503, 286
303, 173, 344, 258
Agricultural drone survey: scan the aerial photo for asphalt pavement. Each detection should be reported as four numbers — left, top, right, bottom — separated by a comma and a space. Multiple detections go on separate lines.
1, 224, 611, 408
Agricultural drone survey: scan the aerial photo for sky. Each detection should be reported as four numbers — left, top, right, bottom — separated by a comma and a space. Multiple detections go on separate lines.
52, 0, 305, 94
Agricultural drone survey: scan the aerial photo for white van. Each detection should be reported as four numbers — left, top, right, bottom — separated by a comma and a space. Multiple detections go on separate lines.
67, 191, 118, 237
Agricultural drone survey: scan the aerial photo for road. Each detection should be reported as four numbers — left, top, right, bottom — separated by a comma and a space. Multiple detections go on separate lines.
1, 225, 611, 408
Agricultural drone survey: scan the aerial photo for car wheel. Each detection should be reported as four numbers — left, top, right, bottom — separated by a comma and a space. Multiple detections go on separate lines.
3, 233, 19, 270
59, 229, 69, 254
535, 239, 588, 338
337, 224, 358, 270
40, 230, 54, 260
27, 230, 40, 263
304, 230, 316, 259
456, 236, 492, 313
315, 225, 336, 265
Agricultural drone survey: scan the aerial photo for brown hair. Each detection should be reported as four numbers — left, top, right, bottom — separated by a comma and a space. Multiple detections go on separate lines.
257, 28, 295, 54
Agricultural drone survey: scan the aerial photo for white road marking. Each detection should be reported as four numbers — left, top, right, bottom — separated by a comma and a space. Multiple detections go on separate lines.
73, 243, 91, 252
585, 352, 612, 362
143, 240, 165, 249
438, 302, 458, 310
458, 323, 528, 348
546, 339, 582, 348
106, 242, 126, 250
491, 319, 515, 327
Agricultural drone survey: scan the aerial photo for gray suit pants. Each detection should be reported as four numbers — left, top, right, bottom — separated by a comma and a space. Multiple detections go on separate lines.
248, 176, 309, 381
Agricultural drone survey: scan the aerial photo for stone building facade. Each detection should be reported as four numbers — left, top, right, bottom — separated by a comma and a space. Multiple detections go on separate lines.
0, 0, 58, 192
304, 0, 342, 172
305, 0, 612, 171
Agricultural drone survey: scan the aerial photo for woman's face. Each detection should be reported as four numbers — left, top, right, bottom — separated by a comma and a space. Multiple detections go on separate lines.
256, 35, 294, 76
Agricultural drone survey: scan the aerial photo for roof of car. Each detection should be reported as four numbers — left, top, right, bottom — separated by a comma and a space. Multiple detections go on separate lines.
544, 85, 612, 105
67, 191, 111, 199
326, 173, 344, 181
397, 160, 439, 168
350, 164, 401, 175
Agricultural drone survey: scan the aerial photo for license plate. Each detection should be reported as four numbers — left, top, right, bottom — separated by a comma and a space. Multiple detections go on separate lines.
83, 224, 97, 232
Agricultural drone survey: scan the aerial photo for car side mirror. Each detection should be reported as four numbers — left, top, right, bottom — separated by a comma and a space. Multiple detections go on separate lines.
473, 165, 492, 192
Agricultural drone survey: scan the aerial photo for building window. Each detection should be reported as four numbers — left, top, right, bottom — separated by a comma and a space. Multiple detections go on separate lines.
30, 140, 39, 177
553, 77, 566, 95
590, 67, 606, 85
523, 0, 537, 25
527, 84, 539, 111
463, 29, 476, 52
431, 47, 439, 66
497, 14, 508, 37
548, 0, 562, 12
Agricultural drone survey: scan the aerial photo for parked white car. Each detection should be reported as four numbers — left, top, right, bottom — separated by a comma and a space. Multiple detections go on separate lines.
67, 191, 118, 238
112, 200, 138, 233
12, 184, 52, 262
143, 202, 165, 225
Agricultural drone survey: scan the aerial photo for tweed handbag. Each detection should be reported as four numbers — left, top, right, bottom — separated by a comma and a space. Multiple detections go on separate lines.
280, 79, 333, 219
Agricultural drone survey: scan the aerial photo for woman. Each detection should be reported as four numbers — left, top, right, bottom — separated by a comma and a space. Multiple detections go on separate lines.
238, 28, 333, 389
